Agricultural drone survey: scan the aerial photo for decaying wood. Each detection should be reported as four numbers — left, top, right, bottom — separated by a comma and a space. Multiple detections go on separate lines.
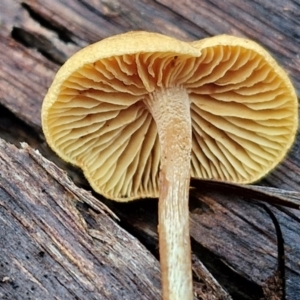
0, 140, 162, 299
0, 0, 300, 299
192, 255, 233, 300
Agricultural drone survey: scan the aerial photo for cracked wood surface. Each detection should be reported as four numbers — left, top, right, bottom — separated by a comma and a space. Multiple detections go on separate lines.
0, 141, 161, 300
0, 0, 300, 299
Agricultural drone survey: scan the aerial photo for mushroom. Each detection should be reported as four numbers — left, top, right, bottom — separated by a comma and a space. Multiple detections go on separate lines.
41, 31, 298, 300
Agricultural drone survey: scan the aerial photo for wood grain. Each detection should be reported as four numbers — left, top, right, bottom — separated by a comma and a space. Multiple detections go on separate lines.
0, 140, 161, 299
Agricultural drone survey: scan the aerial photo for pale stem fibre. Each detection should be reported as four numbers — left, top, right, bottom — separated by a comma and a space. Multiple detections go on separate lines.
146, 86, 193, 300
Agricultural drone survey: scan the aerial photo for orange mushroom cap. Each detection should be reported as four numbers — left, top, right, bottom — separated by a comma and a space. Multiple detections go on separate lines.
42, 31, 298, 201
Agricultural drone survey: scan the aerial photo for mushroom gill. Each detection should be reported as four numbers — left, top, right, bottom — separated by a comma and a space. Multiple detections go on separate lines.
45, 35, 297, 202
189, 36, 297, 183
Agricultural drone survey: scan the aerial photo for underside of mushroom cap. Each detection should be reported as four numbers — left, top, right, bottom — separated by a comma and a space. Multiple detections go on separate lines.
188, 35, 298, 184
42, 32, 298, 201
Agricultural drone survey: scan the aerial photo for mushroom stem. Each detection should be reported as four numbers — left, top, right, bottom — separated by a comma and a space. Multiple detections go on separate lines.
147, 86, 193, 300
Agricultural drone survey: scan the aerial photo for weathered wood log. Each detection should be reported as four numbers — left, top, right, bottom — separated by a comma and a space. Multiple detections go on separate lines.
0, 140, 162, 299
0, 0, 300, 299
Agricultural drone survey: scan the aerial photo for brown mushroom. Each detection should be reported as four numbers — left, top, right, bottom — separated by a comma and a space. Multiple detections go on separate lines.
41, 31, 298, 300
